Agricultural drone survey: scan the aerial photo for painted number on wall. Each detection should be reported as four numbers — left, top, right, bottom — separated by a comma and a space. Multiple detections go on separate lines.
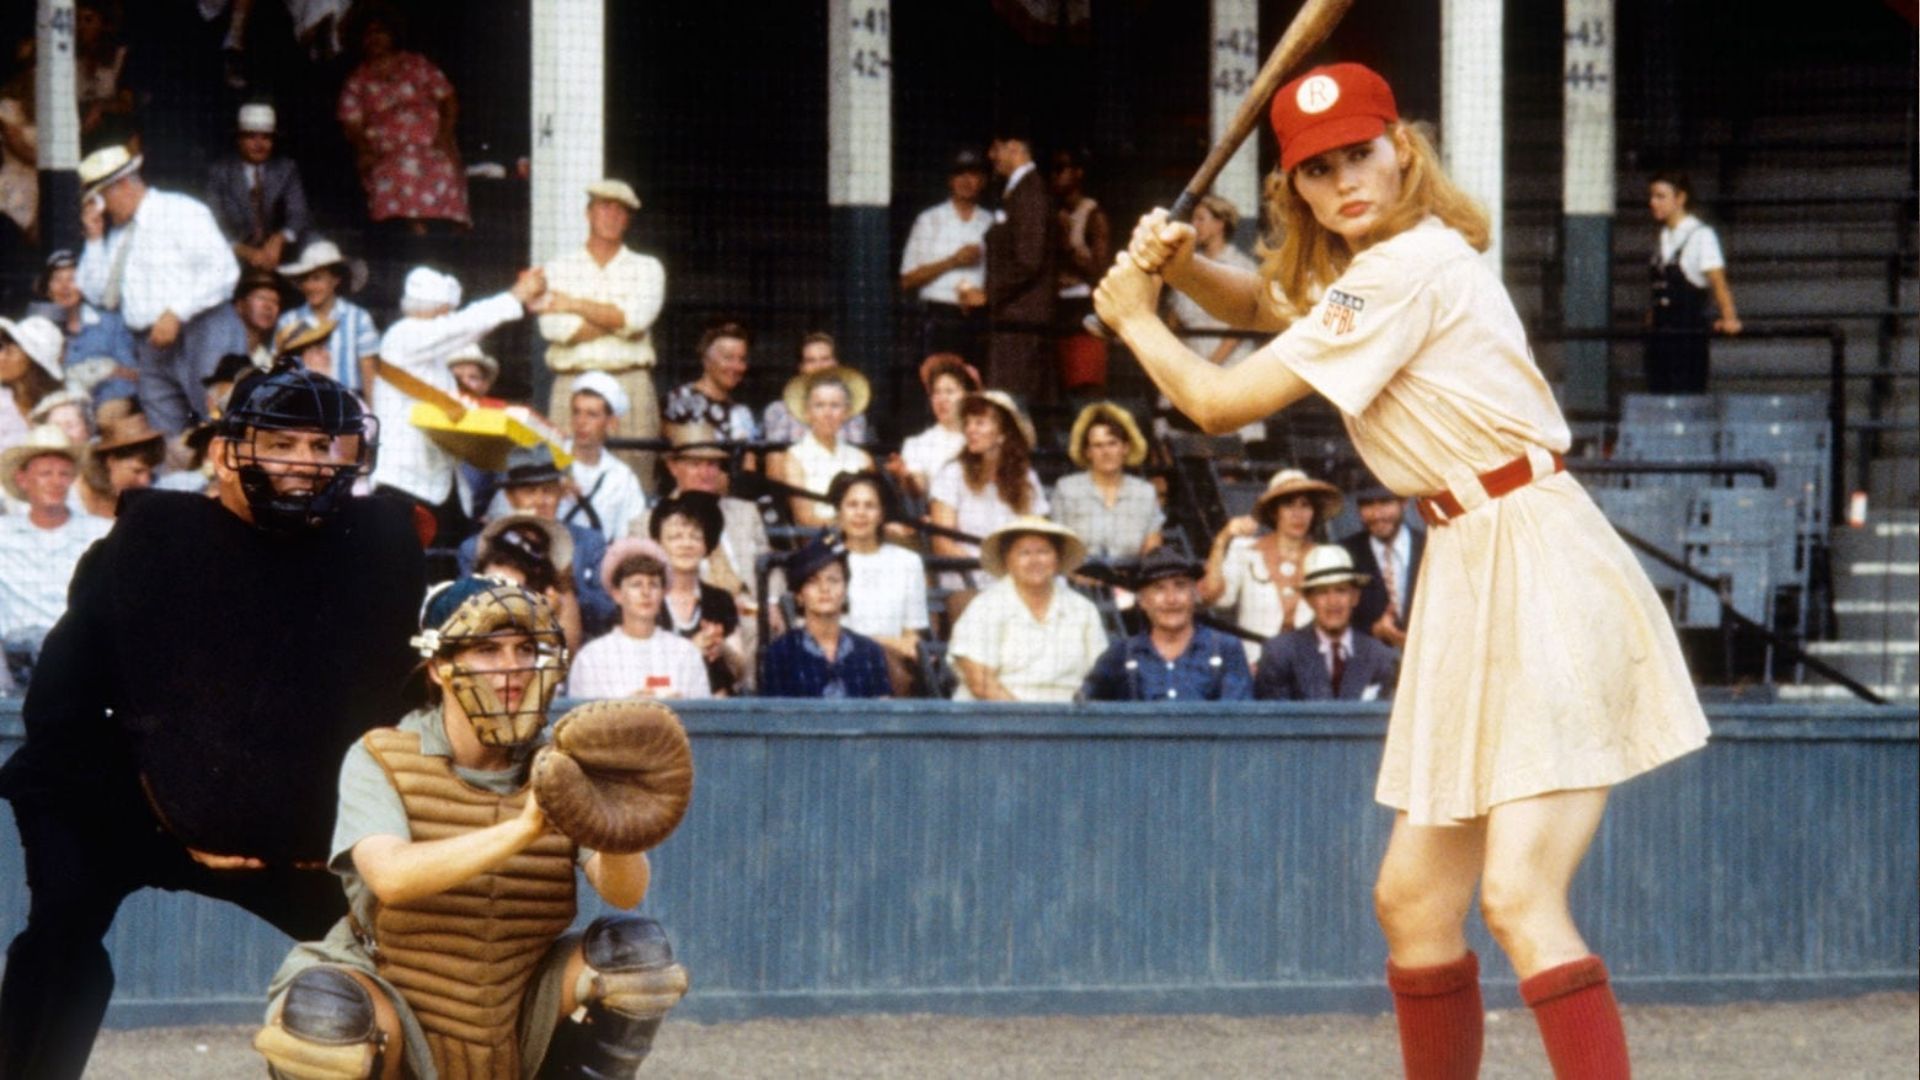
850, 5, 890, 80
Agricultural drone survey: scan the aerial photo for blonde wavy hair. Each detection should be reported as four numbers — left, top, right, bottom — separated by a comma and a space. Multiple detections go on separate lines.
1257, 120, 1490, 314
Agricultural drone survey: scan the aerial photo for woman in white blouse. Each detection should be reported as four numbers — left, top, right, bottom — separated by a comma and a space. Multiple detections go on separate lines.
779, 364, 874, 528
1200, 468, 1341, 664
830, 471, 929, 696
927, 390, 1046, 592
888, 353, 978, 504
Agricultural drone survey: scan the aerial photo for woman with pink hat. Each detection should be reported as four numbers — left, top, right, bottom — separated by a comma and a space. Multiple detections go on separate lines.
567, 537, 710, 701
1096, 62, 1707, 1078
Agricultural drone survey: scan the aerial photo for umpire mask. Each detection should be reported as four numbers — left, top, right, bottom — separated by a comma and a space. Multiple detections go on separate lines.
412, 576, 570, 748
217, 360, 377, 534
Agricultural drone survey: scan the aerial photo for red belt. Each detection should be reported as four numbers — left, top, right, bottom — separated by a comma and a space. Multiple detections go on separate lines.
1416, 451, 1565, 527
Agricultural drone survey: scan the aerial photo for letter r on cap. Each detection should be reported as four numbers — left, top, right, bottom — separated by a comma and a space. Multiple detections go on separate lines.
1297, 75, 1341, 114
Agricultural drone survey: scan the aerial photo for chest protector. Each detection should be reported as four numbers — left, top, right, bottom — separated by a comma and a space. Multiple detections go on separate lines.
362, 729, 578, 1079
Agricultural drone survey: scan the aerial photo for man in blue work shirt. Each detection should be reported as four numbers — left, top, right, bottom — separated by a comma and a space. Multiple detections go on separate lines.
1082, 547, 1252, 703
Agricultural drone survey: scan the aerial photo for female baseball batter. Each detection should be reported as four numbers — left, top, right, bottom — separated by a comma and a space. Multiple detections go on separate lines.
1094, 63, 1708, 1078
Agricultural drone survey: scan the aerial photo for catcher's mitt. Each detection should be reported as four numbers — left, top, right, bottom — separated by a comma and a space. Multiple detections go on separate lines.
531, 699, 694, 854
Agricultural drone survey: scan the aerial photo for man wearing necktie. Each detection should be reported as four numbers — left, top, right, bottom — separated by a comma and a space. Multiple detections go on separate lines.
1254, 546, 1400, 702
205, 103, 313, 273
1341, 473, 1426, 650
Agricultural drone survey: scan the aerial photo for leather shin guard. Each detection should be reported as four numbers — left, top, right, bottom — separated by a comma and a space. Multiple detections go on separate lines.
253, 966, 384, 1080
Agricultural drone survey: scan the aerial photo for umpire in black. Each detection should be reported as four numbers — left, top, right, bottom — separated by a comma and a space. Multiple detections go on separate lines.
0, 362, 425, 1079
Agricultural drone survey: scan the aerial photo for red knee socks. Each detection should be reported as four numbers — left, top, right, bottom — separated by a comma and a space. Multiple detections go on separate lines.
1520, 955, 1630, 1079
1387, 950, 1484, 1080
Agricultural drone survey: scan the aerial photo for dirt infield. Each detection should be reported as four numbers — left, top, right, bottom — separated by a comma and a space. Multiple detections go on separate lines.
85, 992, 1915, 1078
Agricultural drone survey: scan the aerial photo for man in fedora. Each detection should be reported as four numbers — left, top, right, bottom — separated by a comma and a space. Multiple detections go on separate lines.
74, 144, 240, 439
275, 238, 379, 397
1339, 470, 1425, 650
0, 427, 111, 685
1082, 547, 1253, 703
1254, 546, 1399, 702
460, 441, 617, 637
540, 178, 666, 491
204, 102, 312, 273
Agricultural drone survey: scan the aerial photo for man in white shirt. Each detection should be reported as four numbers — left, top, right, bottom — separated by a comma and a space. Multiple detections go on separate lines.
899, 150, 992, 363
540, 179, 666, 491
368, 265, 547, 543
75, 145, 241, 438
0, 429, 112, 689
560, 370, 648, 544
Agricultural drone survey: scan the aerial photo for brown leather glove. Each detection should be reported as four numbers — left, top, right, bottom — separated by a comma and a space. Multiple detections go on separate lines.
531, 700, 694, 854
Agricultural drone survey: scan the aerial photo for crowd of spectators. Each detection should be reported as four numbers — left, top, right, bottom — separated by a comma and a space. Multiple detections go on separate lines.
0, 25, 1438, 710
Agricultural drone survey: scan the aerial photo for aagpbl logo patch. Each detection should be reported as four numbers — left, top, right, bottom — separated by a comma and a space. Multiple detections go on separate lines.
1321, 288, 1365, 335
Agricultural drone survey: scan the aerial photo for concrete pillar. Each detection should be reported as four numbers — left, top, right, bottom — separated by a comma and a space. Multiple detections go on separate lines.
1562, 0, 1616, 416
36, 0, 82, 255
1440, 0, 1504, 273
1209, 0, 1261, 243
828, 0, 894, 420
530, 0, 605, 268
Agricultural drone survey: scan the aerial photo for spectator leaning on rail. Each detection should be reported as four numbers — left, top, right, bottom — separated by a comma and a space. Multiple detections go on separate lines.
1254, 545, 1399, 702
1082, 546, 1252, 703
947, 516, 1107, 702
540, 178, 667, 492
1645, 170, 1741, 395
762, 535, 894, 699
569, 537, 712, 701
75, 144, 241, 439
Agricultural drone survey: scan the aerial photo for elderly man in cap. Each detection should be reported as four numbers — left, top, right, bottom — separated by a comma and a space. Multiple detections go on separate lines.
0, 427, 112, 687
275, 238, 380, 396
1339, 471, 1425, 650
1254, 546, 1399, 702
900, 149, 993, 362
75, 144, 241, 438
1082, 547, 1252, 703
560, 370, 648, 543
462, 442, 618, 638
540, 178, 666, 491
205, 102, 313, 273
368, 264, 548, 543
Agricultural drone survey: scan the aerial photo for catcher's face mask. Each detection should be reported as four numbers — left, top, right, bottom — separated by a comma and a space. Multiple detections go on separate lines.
414, 578, 569, 748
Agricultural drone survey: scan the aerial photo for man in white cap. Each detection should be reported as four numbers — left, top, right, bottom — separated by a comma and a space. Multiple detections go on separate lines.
1253, 545, 1399, 702
274, 238, 379, 396
0, 427, 111, 685
539, 179, 666, 492
74, 144, 240, 438
367, 264, 548, 543
560, 369, 647, 543
205, 102, 312, 274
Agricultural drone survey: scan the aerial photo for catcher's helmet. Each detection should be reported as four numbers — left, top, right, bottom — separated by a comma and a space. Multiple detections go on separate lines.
412, 575, 570, 749
217, 359, 377, 532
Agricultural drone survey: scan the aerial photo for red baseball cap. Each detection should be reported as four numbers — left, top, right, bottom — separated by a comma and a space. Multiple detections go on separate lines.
1270, 63, 1400, 173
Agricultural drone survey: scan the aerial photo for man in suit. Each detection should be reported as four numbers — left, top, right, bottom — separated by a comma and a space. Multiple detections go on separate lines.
980, 122, 1054, 408
1339, 474, 1424, 650
204, 103, 312, 273
1254, 545, 1398, 702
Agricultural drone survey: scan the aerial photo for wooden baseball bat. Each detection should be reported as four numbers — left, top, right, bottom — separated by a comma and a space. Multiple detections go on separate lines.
1083, 0, 1354, 337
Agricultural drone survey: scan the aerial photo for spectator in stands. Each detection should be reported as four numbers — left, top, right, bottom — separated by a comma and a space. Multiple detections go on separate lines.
982, 121, 1055, 408
663, 321, 758, 466
0, 427, 111, 689
948, 516, 1105, 702
73, 0, 134, 141
1082, 547, 1252, 703
929, 390, 1047, 588
181, 269, 288, 382
763, 536, 892, 698
73, 400, 162, 520
30, 251, 138, 406
568, 537, 711, 701
831, 471, 928, 697
1254, 546, 1398, 701
779, 364, 874, 529
1646, 171, 1741, 395
1340, 471, 1423, 650
0, 48, 38, 266
469, 512, 585, 654
206, 103, 312, 274
0, 315, 65, 452
762, 332, 871, 448
1050, 146, 1113, 398
459, 443, 615, 638
271, 319, 335, 377
1163, 194, 1264, 441
447, 345, 499, 400
900, 149, 992, 362
275, 239, 378, 397
656, 422, 778, 639
337, 6, 471, 234
889, 352, 979, 505
650, 491, 745, 697
28, 390, 91, 449
558, 370, 647, 543
1201, 468, 1341, 666
540, 178, 666, 490
75, 145, 240, 438
369, 265, 547, 544
1051, 401, 1163, 561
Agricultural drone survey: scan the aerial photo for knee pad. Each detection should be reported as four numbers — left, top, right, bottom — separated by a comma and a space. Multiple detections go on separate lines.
576, 916, 690, 1021
253, 966, 386, 1080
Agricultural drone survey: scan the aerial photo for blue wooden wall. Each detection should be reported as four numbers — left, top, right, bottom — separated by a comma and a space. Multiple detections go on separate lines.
1, 700, 1914, 1026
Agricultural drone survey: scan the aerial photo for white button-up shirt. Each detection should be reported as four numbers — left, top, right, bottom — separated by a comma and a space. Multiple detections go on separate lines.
76, 188, 239, 331
368, 292, 525, 505
538, 246, 665, 373
899, 198, 991, 305
0, 512, 112, 642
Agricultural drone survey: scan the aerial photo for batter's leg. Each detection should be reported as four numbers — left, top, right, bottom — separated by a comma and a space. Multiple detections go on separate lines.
1372, 813, 1489, 1080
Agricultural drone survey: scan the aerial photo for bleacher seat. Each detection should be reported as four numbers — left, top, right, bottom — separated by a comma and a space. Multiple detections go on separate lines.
1590, 487, 1691, 593
1720, 420, 1832, 530
1716, 393, 1828, 424
1615, 418, 1719, 489
1622, 394, 1716, 425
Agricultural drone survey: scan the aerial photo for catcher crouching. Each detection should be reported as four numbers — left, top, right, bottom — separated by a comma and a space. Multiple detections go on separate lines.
254, 576, 695, 1079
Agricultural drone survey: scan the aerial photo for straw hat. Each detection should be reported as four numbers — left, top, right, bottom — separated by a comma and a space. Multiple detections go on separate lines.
1067, 401, 1147, 468
278, 239, 369, 295
1300, 544, 1370, 591
666, 421, 730, 461
478, 513, 575, 574
90, 401, 166, 457
979, 515, 1087, 577
1, 426, 82, 501
1253, 468, 1342, 527
961, 389, 1036, 451
28, 388, 90, 428
78, 145, 142, 200
781, 364, 872, 424
273, 318, 336, 359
